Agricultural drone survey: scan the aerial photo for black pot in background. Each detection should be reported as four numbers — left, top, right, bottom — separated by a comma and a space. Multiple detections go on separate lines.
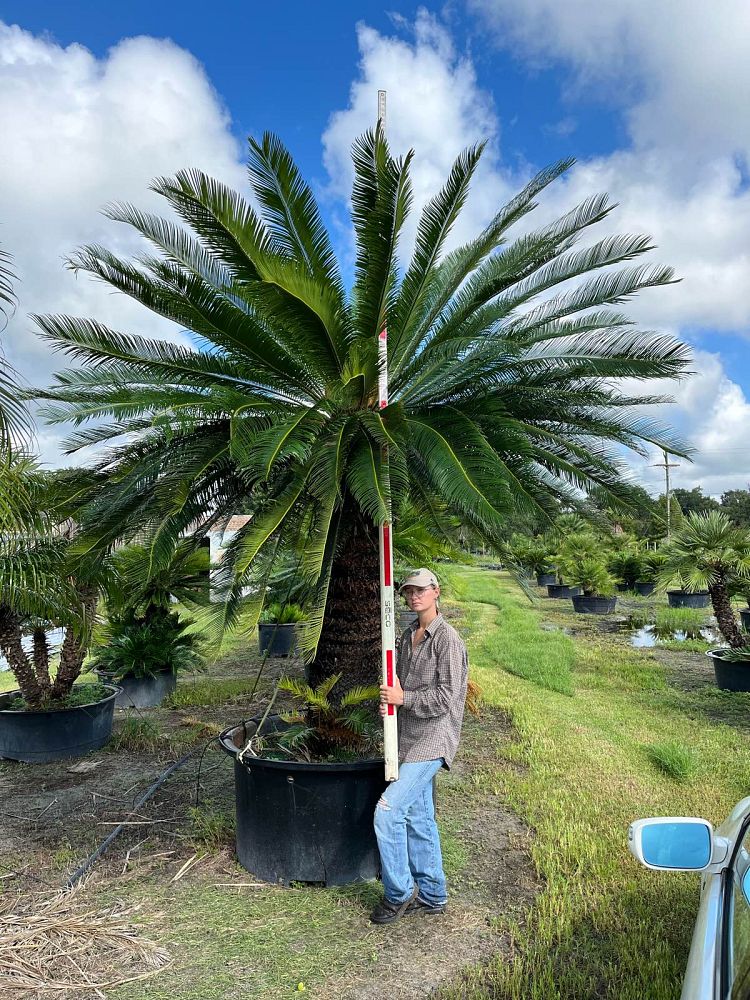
547, 584, 583, 599
258, 623, 298, 657
0, 684, 120, 763
220, 718, 384, 886
96, 670, 176, 709
635, 582, 656, 597
667, 590, 711, 609
398, 610, 418, 631
740, 608, 750, 633
706, 648, 750, 692
616, 583, 630, 593
572, 595, 618, 615
537, 572, 557, 587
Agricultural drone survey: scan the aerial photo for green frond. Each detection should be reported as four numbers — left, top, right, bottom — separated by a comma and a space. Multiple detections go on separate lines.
339, 684, 380, 707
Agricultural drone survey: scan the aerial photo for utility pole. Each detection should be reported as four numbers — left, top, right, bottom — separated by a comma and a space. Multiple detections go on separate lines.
377, 90, 399, 782
653, 449, 680, 537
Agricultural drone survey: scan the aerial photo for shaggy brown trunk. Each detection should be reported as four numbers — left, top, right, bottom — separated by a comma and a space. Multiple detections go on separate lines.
50, 584, 98, 700
307, 500, 381, 698
0, 605, 45, 707
32, 627, 52, 697
709, 575, 745, 648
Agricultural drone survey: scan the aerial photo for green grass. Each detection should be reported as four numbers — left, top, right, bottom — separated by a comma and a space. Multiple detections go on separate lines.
629, 606, 712, 633
167, 677, 261, 708
646, 741, 698, 783
441, 568, 750, 1000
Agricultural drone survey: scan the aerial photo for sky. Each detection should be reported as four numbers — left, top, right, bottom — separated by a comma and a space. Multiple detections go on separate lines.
0, 0, 749, 497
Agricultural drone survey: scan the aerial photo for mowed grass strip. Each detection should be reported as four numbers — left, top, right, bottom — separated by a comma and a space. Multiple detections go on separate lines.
440, 568, 750, 1000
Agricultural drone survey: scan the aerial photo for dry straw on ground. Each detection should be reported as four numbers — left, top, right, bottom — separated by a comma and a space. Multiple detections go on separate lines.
0, 883, 171, 998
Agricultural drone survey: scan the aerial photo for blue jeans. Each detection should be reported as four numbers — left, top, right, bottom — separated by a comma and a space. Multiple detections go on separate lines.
373, 759, 448, 906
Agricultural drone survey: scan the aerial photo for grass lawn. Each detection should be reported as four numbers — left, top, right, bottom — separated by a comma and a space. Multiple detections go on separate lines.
440, 567, 750, 999
3, 566, 750, 998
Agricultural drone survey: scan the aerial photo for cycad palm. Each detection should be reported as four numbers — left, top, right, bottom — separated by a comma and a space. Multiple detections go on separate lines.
35, 128, 690, 688
659, 511, 750, 647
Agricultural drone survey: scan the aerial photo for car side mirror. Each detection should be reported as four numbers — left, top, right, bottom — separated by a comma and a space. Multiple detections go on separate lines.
628, 817, 714, 871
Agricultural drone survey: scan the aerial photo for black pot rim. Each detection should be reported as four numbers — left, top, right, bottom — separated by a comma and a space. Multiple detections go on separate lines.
257, 622, 298, 629
706, 647, 750, 664
95, 668, 174, 681
0, 683, 122, 716
668, 589, 710, 597
219, 723, 385, 774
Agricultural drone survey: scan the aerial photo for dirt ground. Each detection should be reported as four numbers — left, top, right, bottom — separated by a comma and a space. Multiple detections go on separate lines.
0, 648, 542, 999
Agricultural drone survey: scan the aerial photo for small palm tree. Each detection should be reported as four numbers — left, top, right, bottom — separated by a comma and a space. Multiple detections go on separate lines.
34, 129, 691, 690
659, 512, 750, 647
258, 674, 381, 761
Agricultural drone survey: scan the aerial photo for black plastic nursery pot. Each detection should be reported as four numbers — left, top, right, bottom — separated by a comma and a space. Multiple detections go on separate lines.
741, 608, 750, 633
547, 583, 583, 599
667, 590, 711, 609
537, 573, 557, 587
96, 670, 176, 709
398, 611, 418, 630
706, 649, 750, 693
0, 684, 120, 763
616, 583, 630, 593
258, 623, 298, 657
635, 581, 656, 597
572, 594, 617, 615
220, 717, 384, 886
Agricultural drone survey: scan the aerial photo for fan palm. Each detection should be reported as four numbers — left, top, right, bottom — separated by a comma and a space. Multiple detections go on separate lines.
0, 241, 32, 455
658, 511, 750, 647
34, 128, 691, 689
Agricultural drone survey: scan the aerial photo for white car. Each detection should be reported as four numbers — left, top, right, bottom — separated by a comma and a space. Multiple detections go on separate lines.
629, 799, 750, 999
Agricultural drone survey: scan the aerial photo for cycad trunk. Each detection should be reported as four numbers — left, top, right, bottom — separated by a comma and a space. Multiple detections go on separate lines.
50, 585, 97, 700
308, 502, 381, 697
709, 577, 745, 648
0, 605, 45, 707
32, 627, 52, 697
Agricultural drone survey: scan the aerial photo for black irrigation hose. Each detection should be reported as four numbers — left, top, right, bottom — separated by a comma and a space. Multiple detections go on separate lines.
66, 741, 210, 889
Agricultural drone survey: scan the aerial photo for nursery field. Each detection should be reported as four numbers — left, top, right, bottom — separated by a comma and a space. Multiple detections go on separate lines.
2, 566, 750, 998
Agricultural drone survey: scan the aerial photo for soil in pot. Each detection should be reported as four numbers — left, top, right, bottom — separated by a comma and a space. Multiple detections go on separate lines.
220, 718, 384, 886
0, 683, 120, 763
96, 670, 176, 709
668, 590, 711, 609
258, 623, 298, 657
706, 649, 750, 692
572, 594, 617, 615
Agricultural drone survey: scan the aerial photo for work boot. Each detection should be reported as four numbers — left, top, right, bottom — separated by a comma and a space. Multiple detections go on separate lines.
369, 886, 419, 924
406, 895, 447, 916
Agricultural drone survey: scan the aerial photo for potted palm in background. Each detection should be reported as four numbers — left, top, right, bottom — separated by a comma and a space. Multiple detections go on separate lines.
257, 602, 307, 657
659, 512, 750, 690
0, 464, 120, 762
31, 129, 691, 882
90, 540, 208, 707
556, 532, 617, 613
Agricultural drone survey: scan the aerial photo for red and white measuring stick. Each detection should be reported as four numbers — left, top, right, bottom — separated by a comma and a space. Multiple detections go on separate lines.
378, 323, 399, 782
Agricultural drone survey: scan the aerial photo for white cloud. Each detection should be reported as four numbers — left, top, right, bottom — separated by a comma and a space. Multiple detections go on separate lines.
0, 21, 244, 460
324, 8, 750, 495
322, 10, 513, 262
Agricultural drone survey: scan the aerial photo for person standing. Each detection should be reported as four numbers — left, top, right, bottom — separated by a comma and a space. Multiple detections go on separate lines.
370, 568, 468, 924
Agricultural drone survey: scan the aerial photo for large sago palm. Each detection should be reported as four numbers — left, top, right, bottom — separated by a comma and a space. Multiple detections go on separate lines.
34, 128, 690, 688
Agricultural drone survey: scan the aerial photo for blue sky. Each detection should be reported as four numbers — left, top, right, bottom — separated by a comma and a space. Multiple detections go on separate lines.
0, 1, 749, 494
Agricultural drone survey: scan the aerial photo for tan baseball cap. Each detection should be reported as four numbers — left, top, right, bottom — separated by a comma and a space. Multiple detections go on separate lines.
398, 568, 439, 593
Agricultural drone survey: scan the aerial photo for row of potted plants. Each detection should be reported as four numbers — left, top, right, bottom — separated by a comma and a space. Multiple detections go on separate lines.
510, 512, 750, 691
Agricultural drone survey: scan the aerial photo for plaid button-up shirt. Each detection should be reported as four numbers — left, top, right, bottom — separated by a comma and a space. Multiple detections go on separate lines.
397, 612, 468, 770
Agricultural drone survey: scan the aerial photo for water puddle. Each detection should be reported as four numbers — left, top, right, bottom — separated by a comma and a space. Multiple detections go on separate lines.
630, 625, 720, 648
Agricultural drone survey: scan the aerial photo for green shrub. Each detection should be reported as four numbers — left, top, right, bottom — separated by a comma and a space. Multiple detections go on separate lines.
259, 602, 307, 624
89, 611, 204, 680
